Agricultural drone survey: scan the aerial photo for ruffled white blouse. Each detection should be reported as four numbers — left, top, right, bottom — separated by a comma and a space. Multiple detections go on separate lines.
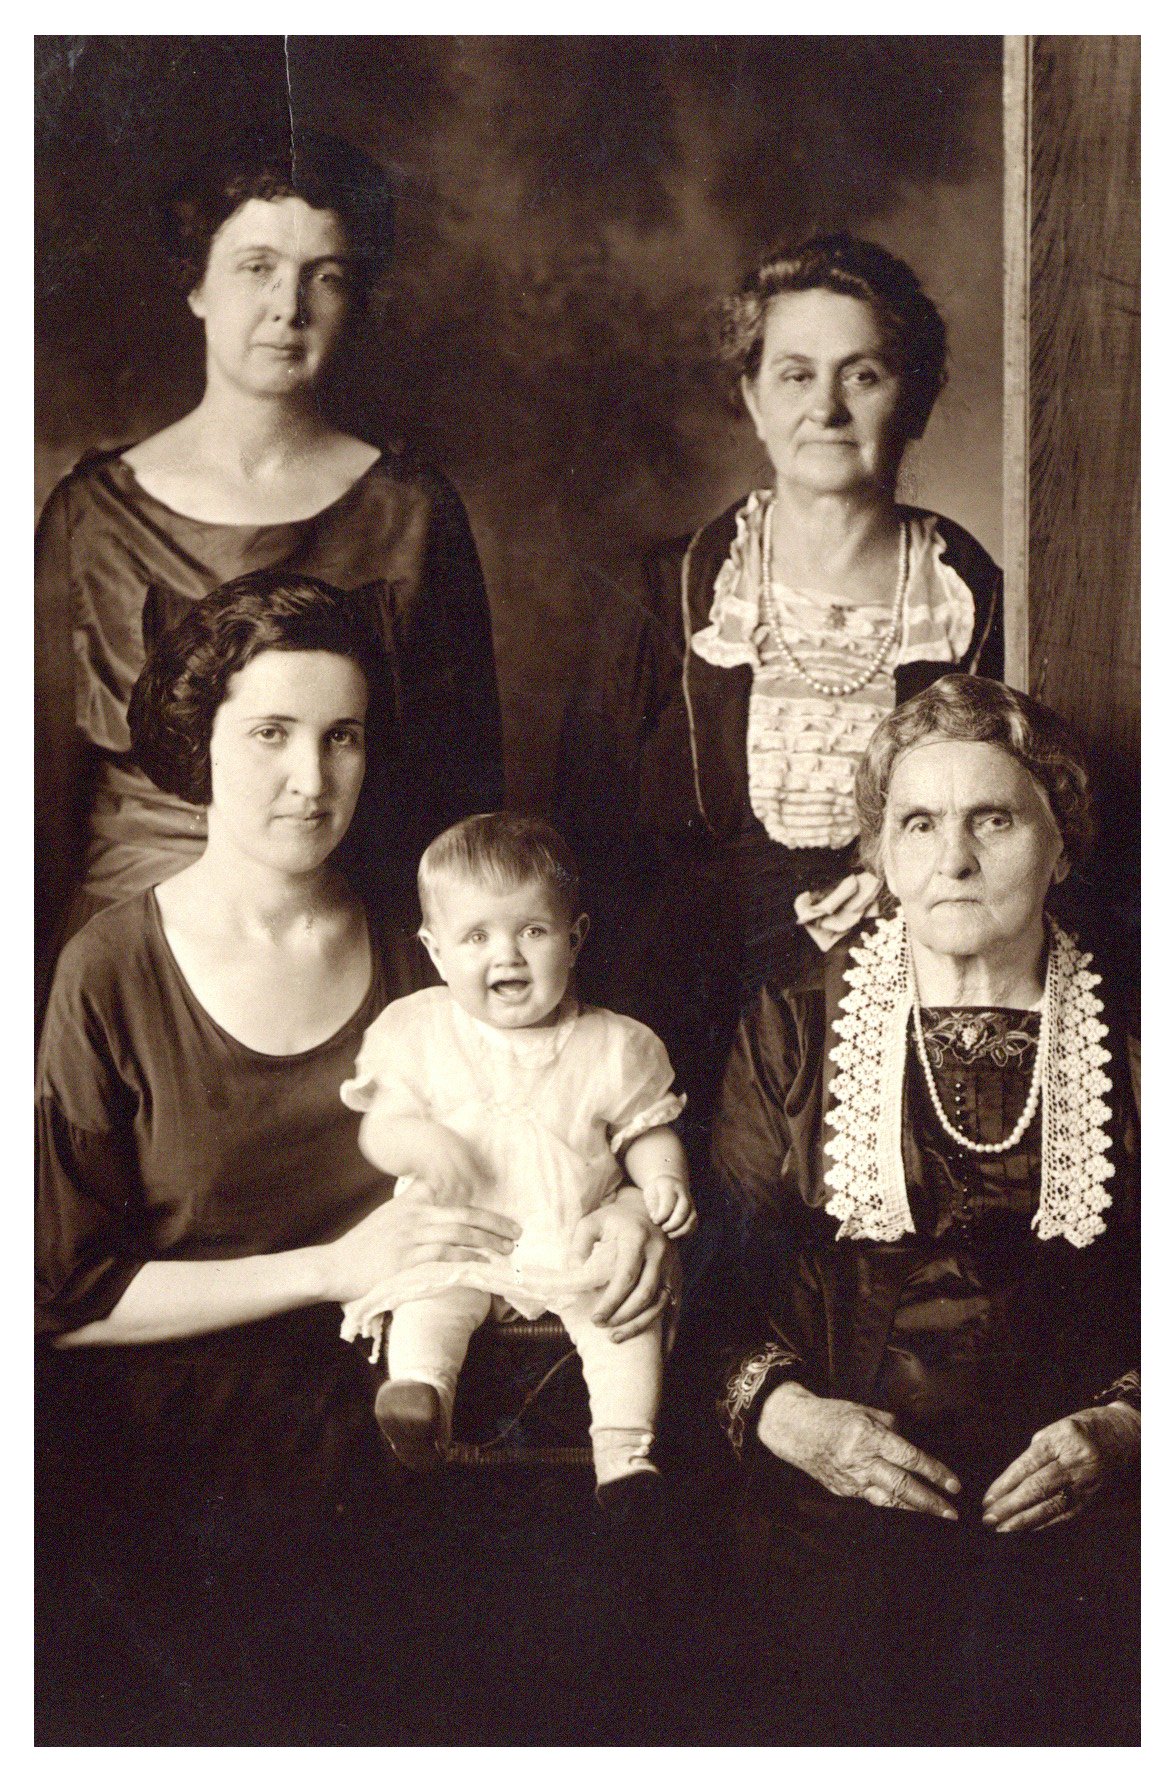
690, 491, 976, 849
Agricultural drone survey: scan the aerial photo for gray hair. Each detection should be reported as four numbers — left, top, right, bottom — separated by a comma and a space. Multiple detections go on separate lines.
717, 232, 947, 440
854, 675, 1094, 873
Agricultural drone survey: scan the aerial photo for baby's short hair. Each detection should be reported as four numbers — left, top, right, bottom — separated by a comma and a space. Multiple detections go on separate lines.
418, 813, 582, 927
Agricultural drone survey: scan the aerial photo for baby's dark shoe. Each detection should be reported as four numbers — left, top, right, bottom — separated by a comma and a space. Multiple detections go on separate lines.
374, 1379, 446, 1472
593, 1468, 670, 1635
594, 1465, 665, 1529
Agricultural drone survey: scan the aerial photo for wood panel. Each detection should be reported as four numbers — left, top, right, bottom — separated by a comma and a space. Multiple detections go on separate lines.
1027, 36, 1140, 885
1002, 36, 1030, 691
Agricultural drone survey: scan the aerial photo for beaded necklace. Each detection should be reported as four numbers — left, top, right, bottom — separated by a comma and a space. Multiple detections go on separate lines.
759, 498, 909, 699
910, 947, 1050, 1156
824, 914, 1115, 1247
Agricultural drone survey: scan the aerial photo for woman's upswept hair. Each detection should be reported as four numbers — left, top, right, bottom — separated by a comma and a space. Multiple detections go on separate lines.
718, 232, 948, 439
160, 129, 397, 300
128, 569, 399, 812
418, 812, 582, 929
855, 674, 1094, 874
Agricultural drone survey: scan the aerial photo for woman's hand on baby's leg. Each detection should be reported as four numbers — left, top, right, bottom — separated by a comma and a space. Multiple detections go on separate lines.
324, 1196, 520, 1304
572, 1195, 674, 1342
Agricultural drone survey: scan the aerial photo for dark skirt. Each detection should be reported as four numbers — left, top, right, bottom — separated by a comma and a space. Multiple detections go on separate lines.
723, 1453, 1140, 1745
35, 1314, 725, 1743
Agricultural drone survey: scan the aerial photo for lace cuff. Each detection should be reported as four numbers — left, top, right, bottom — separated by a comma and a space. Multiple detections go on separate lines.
718, 1340, 806, 1459
1092, 1369, 1141, 1415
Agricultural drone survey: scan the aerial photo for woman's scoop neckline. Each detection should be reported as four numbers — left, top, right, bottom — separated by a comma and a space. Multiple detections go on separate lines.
146, 886, 378, 1062
110, 443, 388, 531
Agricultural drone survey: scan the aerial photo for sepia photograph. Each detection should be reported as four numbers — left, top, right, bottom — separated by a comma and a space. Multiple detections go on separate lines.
33, 32, 1140, 1745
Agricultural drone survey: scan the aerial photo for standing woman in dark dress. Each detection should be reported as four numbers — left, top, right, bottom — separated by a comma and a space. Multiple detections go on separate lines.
558, 235, 1001, 1121
35, 129, 502, 1001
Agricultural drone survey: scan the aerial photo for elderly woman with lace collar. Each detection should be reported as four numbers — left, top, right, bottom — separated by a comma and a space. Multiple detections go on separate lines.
711, 674, 1138, 1743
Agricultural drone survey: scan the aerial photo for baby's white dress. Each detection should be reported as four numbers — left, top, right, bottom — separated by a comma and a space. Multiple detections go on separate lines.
338, 989, 684, 1345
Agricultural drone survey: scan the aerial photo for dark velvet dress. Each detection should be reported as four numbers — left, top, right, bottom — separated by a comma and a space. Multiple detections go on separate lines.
556, 499, 1003, 1123
705, 941, 1139, 1742
36, 890, 434, 1491
34, 446, 503, 998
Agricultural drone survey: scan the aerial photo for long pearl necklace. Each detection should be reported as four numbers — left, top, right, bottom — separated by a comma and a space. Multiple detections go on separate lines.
909, 940, 1052, 1156
759, 499, 909, 699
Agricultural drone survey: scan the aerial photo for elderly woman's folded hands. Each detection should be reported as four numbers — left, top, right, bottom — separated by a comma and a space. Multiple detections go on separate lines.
758, 1379, 1140, 1533
758, 1381, 962, 1520
981, 1402, 1142, 1534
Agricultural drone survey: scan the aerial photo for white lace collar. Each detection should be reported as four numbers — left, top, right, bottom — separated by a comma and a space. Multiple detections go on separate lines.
823, 914, 1115, 1247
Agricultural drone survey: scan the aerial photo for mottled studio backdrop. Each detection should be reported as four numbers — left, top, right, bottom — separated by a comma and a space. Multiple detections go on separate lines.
36, 36, 1003, 811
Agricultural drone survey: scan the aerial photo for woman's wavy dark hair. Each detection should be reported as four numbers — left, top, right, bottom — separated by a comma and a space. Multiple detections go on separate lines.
128, 570, 402, 879
717, 232, 948, 440
160, 130, 397, 303
855, 674, 1094, 874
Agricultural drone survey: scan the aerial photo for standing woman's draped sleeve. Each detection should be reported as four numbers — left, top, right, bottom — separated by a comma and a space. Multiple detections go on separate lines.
554, 540, 694, 979
397, 470, 503, 848
555, 538, 758, 1122
35, 481, 95, 1002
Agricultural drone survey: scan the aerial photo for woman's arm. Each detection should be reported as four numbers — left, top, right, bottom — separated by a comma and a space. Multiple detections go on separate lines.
401, 475, 504, 847
712, 986, 962, 1511
35, 484, 92, 1007
56, 1193, 521, 1347
710, 981, 825, 1451
982, 1023, 1141, 1533
56, 1247, 331, 1346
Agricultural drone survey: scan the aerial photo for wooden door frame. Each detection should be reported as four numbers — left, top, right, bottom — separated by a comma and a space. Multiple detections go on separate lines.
1002, 33, 1030, 693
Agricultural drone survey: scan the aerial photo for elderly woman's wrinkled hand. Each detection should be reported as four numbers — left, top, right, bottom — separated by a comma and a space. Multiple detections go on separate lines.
981, 1403, 1141, 1534
758, 1381, 962, 1519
